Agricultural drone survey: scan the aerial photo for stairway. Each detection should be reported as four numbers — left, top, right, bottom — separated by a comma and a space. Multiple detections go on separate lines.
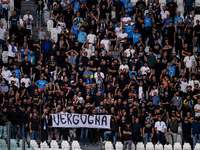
20, 0, 47, 41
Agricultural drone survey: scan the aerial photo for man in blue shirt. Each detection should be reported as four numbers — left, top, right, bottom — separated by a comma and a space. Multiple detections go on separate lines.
71, 20, 79, 36
133, 28, 142, 45
124, 0, 133, 17
164, 14, 173, 28
12, 64, 21, 79
78, 27, 87, 45
174, 12, 183, 26
151, 92, 160, 106
125, 20, 134, 44
191, 117, 200, 149
41, 35, 52, 64
167, 61, 176, 77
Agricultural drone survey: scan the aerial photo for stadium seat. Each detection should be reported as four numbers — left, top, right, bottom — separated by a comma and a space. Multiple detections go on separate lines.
51, 140, 59, 149
40, 141, 49, 150
131, 142, 135, 150
159, 0, 166, 4
19, 19, 24, 27
61, 140, 70, 150
1, 18, 8, 29
174, 143, 182, 150
105, 141, 114, 150
136, 142, 145, 150
0, 139, 7, 150
47, 20, 53, 32
183, 143, 191, 150
164, 144, 172, 150
116, 141, 123, 150
10, 139, 18, 150
155, 144, 163, 150
72, 140, 81, 150
194, 143, 200, 150
51, 28, 58, 43
146, 142, 154, 150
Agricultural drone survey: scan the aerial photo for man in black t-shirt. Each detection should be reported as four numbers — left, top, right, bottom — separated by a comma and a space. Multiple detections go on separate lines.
136, 0, 146, 14
150, 39, 162, 59
9, 11, 19, 37
29, 112, 39, 140
34, 0, 45, 26
20, 56, 32, 78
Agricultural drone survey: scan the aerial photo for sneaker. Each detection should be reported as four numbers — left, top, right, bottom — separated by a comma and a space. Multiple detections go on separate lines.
102, 140, 106, 144
156, 141, 160, 145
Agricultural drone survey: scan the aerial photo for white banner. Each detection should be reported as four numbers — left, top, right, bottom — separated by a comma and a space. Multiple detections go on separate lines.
52, 113, 111, 129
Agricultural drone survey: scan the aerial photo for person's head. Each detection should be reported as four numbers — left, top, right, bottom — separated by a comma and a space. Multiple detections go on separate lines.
26, 9, 30, 15
45, 35, 50, 41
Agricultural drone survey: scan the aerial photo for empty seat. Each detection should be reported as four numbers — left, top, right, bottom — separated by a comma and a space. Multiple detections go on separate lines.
136, 142, 145, 150
40, 141, 49, 150
164, 144, 172, 150
105, 141, 114, 150
51, 28, 58, 43
0, 139, 7, 150
174, 142, 182, 150
61, 140, 70, 150
51, 140, 59, 149
72, 140, 81, 150
47, 20, 53, 32
155, 144, 163, 150
116, 142, 123, 150
146, 142, 154, 150
183, 143, 191, 150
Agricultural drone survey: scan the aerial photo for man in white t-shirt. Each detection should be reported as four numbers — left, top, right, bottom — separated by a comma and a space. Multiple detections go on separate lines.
160, 6, 170, 20
23, 9, 34, 24
0, 23, 7, 51
180, 76, 188, 93
82, 43, 93, 59
122, 12, 131, 25
9, 72, 20, 88
100, 34, 111, 53
124, 44, 135, 58
1, 65, 12, 81
140, 62, 150, 75
194, 99, 200, 117
183, 51, 196, 70
6, 39, 18, 60
115, 22, 122, 38
94, 67, 105, 79
21, 74, 31, 88
87, 30, 96, 52
119, 60, 129, 74
54, 17, 66, 35
118, 28, 128, 43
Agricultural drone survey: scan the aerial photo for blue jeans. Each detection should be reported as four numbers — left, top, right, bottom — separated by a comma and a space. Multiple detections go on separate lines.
184, 5, 192, 18
197, 45, 200, 53
81, 128, 88, 144
144, 133, 152, 145
36, 11, 44, 26
31, 130, 38, 140
104, 131, 118, 148
0, 40, 5, 51
0, 125, 7, 139
11, 125, 18, 139
18, 124, 26, 140
193, 134, 200, 149
157, 131, 164, 144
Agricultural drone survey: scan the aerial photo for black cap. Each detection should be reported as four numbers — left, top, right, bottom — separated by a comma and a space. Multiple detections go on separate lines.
149, 99, 153, 102
126, 121, 131, 125
160, 100, 163, 102
170, 101, 173, 103
195, 117, 198, 120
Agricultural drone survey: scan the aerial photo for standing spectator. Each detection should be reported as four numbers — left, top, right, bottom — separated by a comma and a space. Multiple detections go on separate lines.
172, 91, 183, 113
132, 118, 142, 144
183, 0, 195, 18
34, 0, 45, 26
29, 112, 39, 140
191, 117, 200, 149
123, 122, 132, 150
194, 99, 200, 117
0, 23, 6, 52
166, 115, 181, 145
166, 0, 178, 21
155, 116, 167, 144
143, 118, 154, 145
1, 0, 9, 21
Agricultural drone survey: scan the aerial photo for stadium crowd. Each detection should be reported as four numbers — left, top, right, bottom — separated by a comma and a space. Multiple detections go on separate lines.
0, 0, 200, 149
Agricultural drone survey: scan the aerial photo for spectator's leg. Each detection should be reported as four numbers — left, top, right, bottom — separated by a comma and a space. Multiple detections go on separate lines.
85, 128, 88, 144
144, 133, 148, 145
156, 132, 160, 143
104, 131, 111, 141
123, 140, 128, 150
172, 132, 177, 144
18, 126, 22, 141
36, 11, 39, 25
113, 132, 118, 148
128, 140, 132, 150
193, 134, 197, 149
30, 131, 34, 140
81, 128, 85, 144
